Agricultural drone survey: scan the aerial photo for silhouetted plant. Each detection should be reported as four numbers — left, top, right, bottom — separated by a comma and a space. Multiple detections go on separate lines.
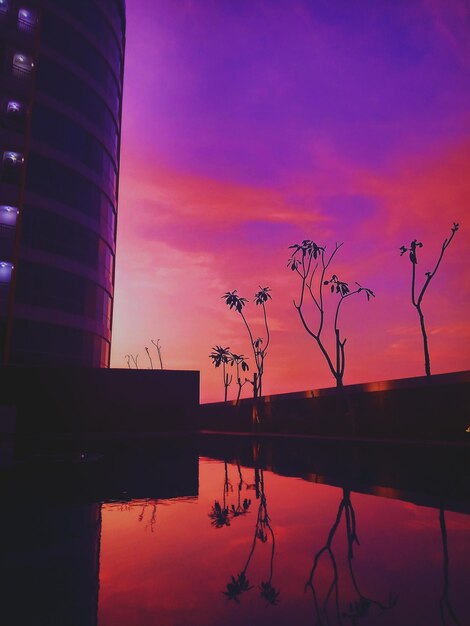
209, 345, 233, 401
229, 352, 250, 404
223, 287, 272, 397
145, 346, 153, 369
288, 241, 374, 388
399, 223, 459, 377
129, 354, 139, 369
305, 488, 397, 624
151, 338, 164, 369
125, 354, 131, 369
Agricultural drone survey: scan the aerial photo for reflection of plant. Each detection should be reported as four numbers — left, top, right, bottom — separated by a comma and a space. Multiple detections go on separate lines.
222, 287, 272, 398
288, 241, 374, 388
399, 223, 459, 377
439, 507, 460, 625
223, 572, 253, 603
306, 488, 397, 624
223, 467, 280, 606
209, 500, 231, 528
229, 461, 252, 518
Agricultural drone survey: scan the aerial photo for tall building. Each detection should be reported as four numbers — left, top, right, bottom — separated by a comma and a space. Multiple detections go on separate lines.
0, 0, 125, 367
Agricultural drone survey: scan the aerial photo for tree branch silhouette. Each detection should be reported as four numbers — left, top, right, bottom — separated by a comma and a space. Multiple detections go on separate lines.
288, 241, 374, 388
399, 222, 459, 377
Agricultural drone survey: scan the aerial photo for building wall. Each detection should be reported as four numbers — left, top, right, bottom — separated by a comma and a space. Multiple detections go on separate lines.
0, 0, 125, 366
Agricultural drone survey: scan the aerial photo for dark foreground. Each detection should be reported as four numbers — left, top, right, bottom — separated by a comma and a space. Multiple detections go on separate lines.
0, 434, 468, 626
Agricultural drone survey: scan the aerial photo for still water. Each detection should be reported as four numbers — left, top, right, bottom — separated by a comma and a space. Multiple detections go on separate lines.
1, 436, 469, 625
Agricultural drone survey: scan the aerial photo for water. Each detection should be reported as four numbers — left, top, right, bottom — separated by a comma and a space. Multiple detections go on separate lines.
1, 435, 468, 625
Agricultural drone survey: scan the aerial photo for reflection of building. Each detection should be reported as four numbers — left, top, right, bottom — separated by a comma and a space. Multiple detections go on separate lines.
0, 438, 198, 625
0, 0, 125, 366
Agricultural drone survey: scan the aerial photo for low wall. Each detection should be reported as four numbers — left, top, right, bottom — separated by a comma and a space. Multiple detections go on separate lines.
0, 366, 200, 435
199, 371, 470, 442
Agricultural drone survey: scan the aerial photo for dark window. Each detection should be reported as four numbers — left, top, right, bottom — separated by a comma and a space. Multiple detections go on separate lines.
31, 104, 117, 198
26, 152, 116, 240
51, 0, 123, 76
41, 11, 120, 108
20, 205, 106, 269
16, 260, 113, 328
11, 318, 110, 366
36, 56, 119, 152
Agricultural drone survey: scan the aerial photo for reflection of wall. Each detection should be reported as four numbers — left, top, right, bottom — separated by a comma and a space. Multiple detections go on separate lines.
0, 435, 199, 624
199, 435, 470, 513
0, 502, 101, 626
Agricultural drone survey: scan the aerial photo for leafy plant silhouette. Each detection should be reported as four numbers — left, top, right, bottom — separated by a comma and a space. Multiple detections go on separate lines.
209, 345, 233, 401
288, 241, 374, 388
223, 466, 280, 606
223, 287, 272, 398
305, 488, 397, 625
399, 223, 459, 377
209, 461, 252, 529
228, 353, 250, 404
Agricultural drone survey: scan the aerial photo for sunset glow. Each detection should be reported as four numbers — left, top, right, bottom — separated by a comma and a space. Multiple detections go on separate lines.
111, 0, 470, 402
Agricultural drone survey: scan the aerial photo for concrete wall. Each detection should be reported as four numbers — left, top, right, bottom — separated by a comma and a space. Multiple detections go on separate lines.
0, 366, 199, 434
199, 371, 470, 442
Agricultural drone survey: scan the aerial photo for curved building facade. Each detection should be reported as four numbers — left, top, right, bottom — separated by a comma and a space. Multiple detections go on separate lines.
0, 0, 125, 366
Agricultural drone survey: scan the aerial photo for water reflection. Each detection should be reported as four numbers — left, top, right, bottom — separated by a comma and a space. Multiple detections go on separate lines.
222, 467, 280, 605
0, 436, 468, 626
439, 507, 460, 626
306, 488, 397, 625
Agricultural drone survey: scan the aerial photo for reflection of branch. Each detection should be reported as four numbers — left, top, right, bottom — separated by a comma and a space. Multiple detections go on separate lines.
223, 468, 279, 605
306, 489, 397, 625
136, 501, 158, 532
439, 507, 461, 625
209, 461, 250, 528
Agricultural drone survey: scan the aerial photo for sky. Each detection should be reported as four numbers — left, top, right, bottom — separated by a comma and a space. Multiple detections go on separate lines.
110, 0, 470, 403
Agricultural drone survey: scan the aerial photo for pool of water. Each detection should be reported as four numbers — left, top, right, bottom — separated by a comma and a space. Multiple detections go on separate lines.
1, 435, 469, 625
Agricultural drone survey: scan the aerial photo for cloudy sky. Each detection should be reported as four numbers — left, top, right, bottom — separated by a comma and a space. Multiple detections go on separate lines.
110, 0, 469, 402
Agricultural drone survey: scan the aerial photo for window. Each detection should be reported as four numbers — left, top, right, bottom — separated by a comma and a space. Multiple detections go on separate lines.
0, 205, 18, 227
2, 151, 24, 183
6, 100, 24, 115
3, 151, 24, 166
18, 7, 37, 33
12, 52, 34, 78
0, 261, 14, 282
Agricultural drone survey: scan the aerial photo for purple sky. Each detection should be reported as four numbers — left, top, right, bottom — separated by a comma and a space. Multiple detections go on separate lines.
111, 0, 470, 401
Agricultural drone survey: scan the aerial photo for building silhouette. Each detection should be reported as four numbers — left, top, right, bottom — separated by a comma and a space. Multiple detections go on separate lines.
0, 0, 125, 366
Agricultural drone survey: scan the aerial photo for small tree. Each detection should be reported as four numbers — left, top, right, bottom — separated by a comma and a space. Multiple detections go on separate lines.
228, 353, 250, 404
288, 240, 374, 388
151, 339, 164, 369
209, 345, 232, 401
399, 223, 459, 377
223, 287, 272, 398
